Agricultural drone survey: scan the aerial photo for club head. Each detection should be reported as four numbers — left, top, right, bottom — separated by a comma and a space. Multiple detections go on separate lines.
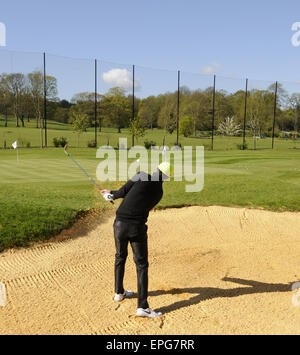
64, 144, 69, 155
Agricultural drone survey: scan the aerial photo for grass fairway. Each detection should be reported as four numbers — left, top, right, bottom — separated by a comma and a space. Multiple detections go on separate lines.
0, 119, 299, 252
0, 142, 299, 252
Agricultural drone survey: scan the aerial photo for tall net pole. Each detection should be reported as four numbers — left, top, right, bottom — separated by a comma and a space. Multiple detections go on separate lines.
242, 78, 248, 150
272, 81, 278, 149
176, 70, 180, 146
43, 52, 47, 148
94, 59, 98, 147
132, 64, 135, 147
211, 75, 216, 151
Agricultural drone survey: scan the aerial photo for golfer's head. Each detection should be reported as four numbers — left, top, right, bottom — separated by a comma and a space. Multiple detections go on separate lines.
156, 162, 171, 181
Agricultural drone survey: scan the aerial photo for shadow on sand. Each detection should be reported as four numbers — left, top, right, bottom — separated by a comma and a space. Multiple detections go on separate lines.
148, 277, 294, 314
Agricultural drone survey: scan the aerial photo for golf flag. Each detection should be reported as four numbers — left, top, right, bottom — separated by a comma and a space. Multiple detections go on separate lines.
12, 141, 19, 162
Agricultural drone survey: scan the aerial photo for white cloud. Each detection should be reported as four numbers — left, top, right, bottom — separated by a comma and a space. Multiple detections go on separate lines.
102, 68, 140, 92
201, 62, 222, 75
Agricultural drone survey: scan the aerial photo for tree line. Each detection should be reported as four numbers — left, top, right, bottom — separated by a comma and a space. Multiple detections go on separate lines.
1, 71, 300, 140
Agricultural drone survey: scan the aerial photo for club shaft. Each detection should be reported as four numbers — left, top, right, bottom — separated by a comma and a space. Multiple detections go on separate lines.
66, 152, 102, 191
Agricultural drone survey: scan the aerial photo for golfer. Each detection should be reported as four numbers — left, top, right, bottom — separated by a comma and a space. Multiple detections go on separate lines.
101, 162, 171, 318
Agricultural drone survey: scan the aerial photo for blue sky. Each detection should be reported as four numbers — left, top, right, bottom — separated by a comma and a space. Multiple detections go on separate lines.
1, 0, 300, 99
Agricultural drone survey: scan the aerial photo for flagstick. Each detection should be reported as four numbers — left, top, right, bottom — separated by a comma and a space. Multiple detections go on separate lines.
17, 148, 19, 162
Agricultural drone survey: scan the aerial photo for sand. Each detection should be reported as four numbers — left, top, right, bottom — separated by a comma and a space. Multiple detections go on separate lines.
0, 206, 300, 335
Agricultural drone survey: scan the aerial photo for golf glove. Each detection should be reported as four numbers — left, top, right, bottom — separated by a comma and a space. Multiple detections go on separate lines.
103, 193, 114, 202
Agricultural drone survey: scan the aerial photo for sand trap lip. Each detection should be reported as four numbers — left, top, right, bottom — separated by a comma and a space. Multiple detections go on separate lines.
0, 205, 300, 335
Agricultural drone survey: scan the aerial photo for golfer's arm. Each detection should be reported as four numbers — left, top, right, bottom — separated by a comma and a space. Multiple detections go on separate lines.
110, 179, 135, 200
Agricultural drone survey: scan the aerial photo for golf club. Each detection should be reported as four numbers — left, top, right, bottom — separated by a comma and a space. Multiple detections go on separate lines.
64, 145, 114, 204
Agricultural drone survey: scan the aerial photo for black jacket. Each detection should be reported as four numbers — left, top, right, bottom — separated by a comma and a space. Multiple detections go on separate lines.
111, 171, 163, 224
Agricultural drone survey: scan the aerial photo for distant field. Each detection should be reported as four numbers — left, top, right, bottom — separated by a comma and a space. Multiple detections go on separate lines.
1, 116, 300, 151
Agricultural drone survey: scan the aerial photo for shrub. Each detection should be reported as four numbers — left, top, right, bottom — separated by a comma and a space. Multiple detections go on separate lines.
53, 137, 60, 147
144, 140, 156, 150
236, 143, 248, 150
53, 137, 68, 147
17, 139, 31, 148
179, 116, 194, 137
59, 137, 68, 147
87, 140, 97, 148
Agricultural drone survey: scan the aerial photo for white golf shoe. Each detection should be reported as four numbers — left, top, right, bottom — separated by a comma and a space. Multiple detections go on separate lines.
114, 290, 134, 302
136, 308, 162, 318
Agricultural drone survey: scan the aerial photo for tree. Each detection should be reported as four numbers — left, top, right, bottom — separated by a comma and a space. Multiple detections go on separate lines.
69, 110, 90, 147
1, 73, 26, 127
138, 96, 161, 130
157, 93, 177, 133
0, 75, 11, 127
218, 116, 241, 136
19, 91, 35, 127
179, 115, 194, 137
180, 90, 212, 135
129, 117, 145, 145
230, 90, 246, 126
54, 107, 69, 124
215, 90, 235, 125
268, 82, 288, 109
27, 71, 57, 147
70, 92, 102, 130
27, 71, 58, 129
218, 116, 241, 150
247, 114, 260, 150
288, 93, 300, 132
101, 87, 131, 133
246, 89, 275, 136
27, 71, 43, 129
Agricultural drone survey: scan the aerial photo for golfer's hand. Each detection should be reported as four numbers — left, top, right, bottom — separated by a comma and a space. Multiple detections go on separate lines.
101, 190, 114, 202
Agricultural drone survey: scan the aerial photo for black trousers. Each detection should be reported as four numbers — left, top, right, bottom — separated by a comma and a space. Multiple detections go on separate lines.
113, 219, 149, 309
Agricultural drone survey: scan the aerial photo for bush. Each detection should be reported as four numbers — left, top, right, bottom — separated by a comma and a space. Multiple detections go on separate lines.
87, 140, 97, 148
179, 116, 194, 137
236, 143, 248, 150
144, 140, 156, 150
59, 137, 68, 147
16, 139, 31, 148
53, 137, 68, 148
53, 137, 60, 147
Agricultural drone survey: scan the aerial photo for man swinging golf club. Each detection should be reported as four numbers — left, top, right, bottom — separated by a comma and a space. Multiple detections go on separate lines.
101, 162, 171, 318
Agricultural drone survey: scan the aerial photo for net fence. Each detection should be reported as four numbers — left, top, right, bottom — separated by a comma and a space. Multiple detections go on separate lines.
0, 48, 299, 150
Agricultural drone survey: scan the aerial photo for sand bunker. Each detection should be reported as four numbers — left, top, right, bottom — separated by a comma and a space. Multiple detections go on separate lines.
0, 206, 300, 335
